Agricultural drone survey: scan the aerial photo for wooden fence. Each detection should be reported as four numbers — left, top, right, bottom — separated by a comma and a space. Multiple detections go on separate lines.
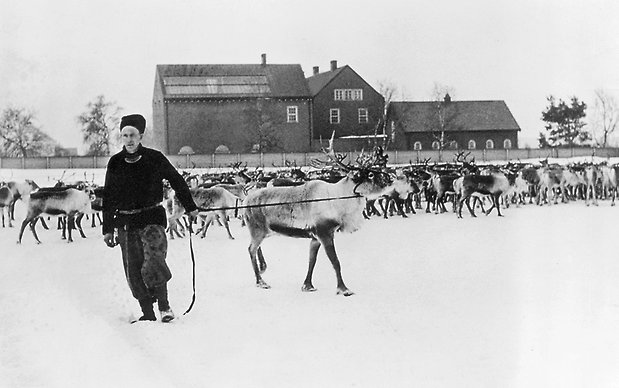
2, 148, 619, 170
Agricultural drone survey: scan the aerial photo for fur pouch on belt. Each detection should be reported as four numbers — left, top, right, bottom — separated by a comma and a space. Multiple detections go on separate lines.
139, 225, 171, 288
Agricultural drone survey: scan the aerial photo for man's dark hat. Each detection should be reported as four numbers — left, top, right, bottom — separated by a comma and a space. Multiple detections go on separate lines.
120, 114, 146, 134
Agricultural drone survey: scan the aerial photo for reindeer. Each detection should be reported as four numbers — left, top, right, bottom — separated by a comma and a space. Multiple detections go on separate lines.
536, 164, 568, 205
456, 171, 512, 218
242, 132, 390, 296
0, 185, 14, 227
600, 164, 619, 205
17, 188, 94, 244
582, 164, 600, 206
375, 174, 420, 218
192, 187, 242, 239
6, 179, 40, 220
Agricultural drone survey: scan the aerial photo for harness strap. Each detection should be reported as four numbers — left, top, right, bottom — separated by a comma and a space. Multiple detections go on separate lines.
195, 194, 361, 213
183, 218, 197, 316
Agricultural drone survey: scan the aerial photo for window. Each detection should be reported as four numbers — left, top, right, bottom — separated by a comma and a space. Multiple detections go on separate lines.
330, 108, 340, 124
287, 106, 298, 123
333, 89, 363, 101
468, 140, 476, 150
358, 108, 368, 123
413, 141, 422, 150
449, 141, 458, 150
432, 141, 440, 150
503, 139, 512, 149
486, 139, 494, 149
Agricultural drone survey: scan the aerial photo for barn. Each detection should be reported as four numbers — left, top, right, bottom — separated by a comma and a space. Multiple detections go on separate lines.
152, 54, 312, 155
386, 95, 521, 151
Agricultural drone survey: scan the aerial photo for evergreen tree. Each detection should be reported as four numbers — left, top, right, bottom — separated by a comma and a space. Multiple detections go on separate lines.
541, 96, 590, 147
77, 95, 122, 156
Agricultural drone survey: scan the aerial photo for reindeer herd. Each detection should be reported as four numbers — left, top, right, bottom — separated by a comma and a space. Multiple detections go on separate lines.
2, 146, 619, 296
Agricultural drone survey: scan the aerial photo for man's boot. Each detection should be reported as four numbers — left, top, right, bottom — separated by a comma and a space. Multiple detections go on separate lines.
154, 285, 174, 323
138, 298, 157, 321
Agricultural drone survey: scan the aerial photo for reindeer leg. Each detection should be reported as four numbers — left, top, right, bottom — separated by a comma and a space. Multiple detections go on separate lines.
457, 197, 465, 218
248, 237, 269, 289
30, 219, 42, 244
257, 247, 267, 273
67, 215, 74, 242
221, 211, 235, 240
492, 194, 503, 216
17, 218, 31, 244
316, 229, 353, 296
76, 214, 86, 238
200, 216, 213, 238
302, 238, 321, 292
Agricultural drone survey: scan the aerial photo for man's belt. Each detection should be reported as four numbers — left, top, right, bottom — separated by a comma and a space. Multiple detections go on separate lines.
116, 204, 162, 215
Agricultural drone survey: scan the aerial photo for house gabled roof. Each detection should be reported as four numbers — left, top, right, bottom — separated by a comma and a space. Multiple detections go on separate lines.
306, 66, 346, 96
156, 64, 311, 99
389, 100, 521, 132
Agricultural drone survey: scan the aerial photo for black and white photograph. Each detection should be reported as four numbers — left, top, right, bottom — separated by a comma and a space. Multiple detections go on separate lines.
1, 0, 619, 387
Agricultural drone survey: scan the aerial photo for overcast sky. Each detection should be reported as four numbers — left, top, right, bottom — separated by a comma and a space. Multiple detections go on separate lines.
2, 0, 618, 152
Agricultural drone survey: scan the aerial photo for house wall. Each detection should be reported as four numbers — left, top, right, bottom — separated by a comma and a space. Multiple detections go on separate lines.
312, 67, 384, 140
152, 72, 166, 152
404, 130, 519, 150
163, 98, 311, 154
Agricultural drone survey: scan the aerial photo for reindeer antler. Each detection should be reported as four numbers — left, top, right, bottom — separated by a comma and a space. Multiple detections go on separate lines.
312, 131, 350, 170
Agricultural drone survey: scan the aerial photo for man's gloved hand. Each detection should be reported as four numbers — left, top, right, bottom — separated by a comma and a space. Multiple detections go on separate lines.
103, 232, 118, 248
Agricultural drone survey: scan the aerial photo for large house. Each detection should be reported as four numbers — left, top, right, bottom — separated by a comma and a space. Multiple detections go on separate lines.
306, 61, 385, 151
386, 95, 520, 151
152, 56, 519, 155
152, 54, 312, 154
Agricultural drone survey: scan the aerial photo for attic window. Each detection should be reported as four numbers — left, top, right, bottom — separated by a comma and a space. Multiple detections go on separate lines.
334, 89, 363, 101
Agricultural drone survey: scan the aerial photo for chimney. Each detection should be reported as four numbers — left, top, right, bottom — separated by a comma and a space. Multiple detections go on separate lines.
261, 53, 267, 66
444, 93, 452, 103
313, 66, 320, 75
330, 60, 337, 71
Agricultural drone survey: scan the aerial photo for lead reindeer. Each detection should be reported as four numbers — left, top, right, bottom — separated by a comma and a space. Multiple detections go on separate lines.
243, 133, 391, 296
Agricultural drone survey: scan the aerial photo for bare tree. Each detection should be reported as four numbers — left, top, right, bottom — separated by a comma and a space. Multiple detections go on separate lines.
77, 95, 122, 156
245, 98, 283, 153
377, 80, 398, 147
427, 83, 459, 150
0, 107, 56, 157
591, 88, 618, 147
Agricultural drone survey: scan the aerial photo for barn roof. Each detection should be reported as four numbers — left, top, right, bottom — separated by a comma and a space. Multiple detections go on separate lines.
156, 64, 311, 99
306, 66, 346, 96
389, 100, 521, 132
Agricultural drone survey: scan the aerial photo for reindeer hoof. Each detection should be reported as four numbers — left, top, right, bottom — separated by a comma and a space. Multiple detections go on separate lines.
302, 284, 317, 292
337, 289, 354, 297
256, 280, 270, 289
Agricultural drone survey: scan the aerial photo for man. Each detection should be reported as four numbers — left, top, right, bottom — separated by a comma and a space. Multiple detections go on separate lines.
102, 114, 198, 323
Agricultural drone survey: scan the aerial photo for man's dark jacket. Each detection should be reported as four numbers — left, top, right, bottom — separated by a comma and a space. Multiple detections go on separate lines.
102, 145, 197, 235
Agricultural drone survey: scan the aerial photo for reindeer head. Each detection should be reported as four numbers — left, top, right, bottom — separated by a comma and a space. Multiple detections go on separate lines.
314, 131, 392, 195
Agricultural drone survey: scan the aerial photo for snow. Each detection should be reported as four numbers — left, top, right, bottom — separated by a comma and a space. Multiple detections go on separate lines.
2, 191, 619, 387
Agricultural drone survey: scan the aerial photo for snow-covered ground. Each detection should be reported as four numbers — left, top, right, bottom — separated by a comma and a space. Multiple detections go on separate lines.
2, 195, 619, 388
